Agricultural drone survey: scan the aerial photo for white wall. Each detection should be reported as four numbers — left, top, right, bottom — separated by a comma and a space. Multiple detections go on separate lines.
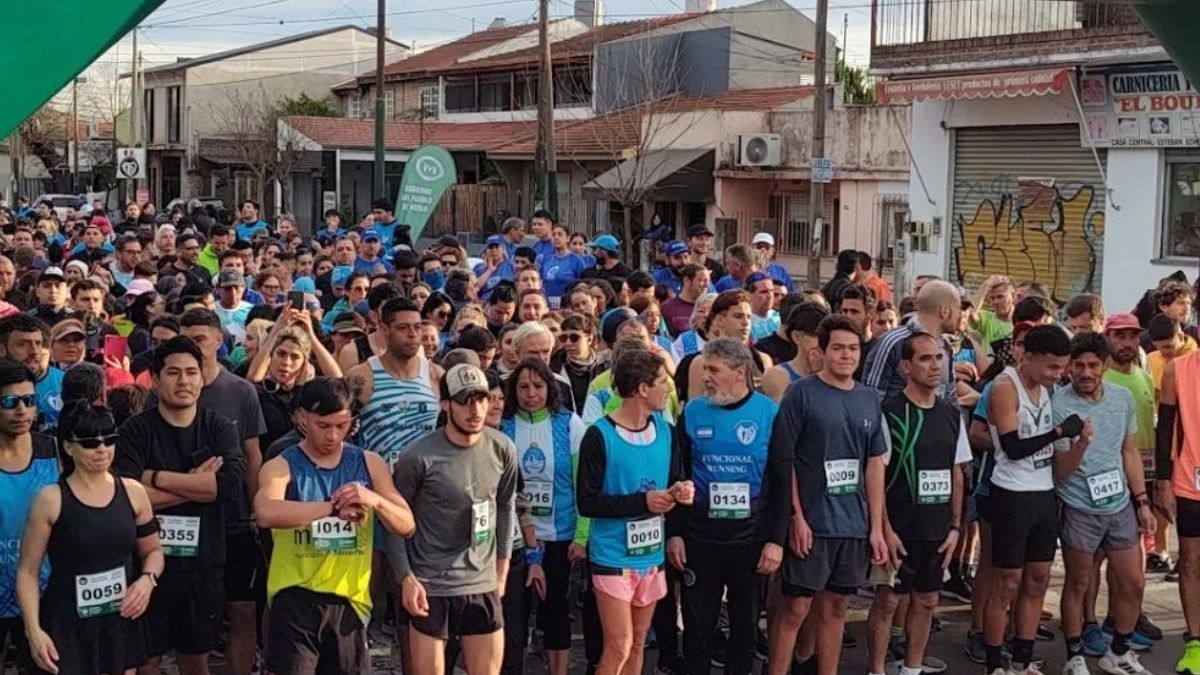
1103, 149, 1199, 313
906, 99, 952, 278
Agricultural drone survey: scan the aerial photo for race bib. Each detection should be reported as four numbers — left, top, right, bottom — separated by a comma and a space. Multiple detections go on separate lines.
75, 567, 126, 618
825, 459, 859, 495
625, 517, 663, 556
1193, 467, 1200, 492
1087, 470, 1125, 508
311, 516, 359, 551
472, 501, 492, 545
1032, 446, 1054, 470
917, 469, 952, 505
524, 480, 554, 517
708, 482, 751, 519
157, 515, 200, 557
1140, 450, 1156, 481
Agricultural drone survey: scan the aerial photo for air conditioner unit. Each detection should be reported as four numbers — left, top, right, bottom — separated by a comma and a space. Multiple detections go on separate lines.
738, 133, 781, 167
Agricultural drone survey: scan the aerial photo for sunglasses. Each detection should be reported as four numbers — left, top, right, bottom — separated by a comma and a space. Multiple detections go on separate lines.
0, 394, 36, 410
68, 434, 118, 449
561, 332, 586, 343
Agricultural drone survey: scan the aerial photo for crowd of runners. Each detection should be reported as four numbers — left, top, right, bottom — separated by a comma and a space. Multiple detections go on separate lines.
0, 194, 1199, 675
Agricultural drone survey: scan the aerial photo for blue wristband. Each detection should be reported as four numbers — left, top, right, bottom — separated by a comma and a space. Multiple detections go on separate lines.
524, 547, 545, 565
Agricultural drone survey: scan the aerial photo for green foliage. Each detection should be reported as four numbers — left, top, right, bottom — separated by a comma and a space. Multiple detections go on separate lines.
836, 60, 875, 105
277, 93, 339, 117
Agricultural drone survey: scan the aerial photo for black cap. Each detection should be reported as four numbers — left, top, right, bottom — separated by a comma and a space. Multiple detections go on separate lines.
437, 235, 460, 249
687, 224, 714, 238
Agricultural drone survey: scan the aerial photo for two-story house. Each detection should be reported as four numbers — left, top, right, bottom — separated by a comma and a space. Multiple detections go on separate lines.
285, 0, 838, 243
135, 25, 408, 211
871, 0, 1183, 310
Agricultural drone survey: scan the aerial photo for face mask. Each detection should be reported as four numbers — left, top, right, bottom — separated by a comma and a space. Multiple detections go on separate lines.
424, 270, 445, 289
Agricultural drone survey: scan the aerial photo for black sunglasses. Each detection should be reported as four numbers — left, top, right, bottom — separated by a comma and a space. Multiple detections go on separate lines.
561, 332, 585, 343
68, 434, 119, 449
0, 394, 35, 410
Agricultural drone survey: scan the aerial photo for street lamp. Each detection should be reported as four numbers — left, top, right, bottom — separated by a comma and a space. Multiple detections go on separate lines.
71, 76, 88, 193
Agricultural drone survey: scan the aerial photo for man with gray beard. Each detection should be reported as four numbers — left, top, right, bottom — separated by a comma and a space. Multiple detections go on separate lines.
666, 338, 781, 675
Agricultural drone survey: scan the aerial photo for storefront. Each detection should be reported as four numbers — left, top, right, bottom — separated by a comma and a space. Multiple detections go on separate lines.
886, 65, 1190, 312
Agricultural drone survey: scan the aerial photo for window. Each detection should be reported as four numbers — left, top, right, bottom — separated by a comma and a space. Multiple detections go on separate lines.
347, 93, 363, 119
445, 77, 476, 113
143, 88, 156, 143
167, 86, 181, 144
1164, 158, 1200, 258
554, 65, 592, 107
515, 72, 538, 109
478, 73, 513, 112
420, 86, 439, 118
384, 90, 395, 119
771, 194, 836, 256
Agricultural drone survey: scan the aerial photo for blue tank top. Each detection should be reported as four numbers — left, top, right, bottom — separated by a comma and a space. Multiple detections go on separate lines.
679, 331, 702, 357
501, 410, 576, 541
588, 415, 672, 571
357, 356, 438, 469
36, 367, 64, 431
780, 361, 803, 382
0, 435, 59, 617
283, 442, 372, 501
683, 393, 776, 513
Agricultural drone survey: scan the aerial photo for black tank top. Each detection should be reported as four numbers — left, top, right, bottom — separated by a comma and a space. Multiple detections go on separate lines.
354, 333, 373, 366
44, 476, 138, 612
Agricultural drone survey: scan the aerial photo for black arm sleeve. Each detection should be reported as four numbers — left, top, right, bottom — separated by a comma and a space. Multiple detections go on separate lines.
576, 423, 651, 519
666, 411, 692, 538
765, 393, 801, 546
1157, 403, 1178, 481
998, 429, 1061, 461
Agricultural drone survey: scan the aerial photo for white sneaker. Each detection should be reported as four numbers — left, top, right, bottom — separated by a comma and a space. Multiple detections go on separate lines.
1063, 655, 1092, 675
1098, 650, 1150, 674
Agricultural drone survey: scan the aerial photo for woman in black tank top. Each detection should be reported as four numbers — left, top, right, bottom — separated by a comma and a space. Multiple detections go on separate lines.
16, 404, 164, 675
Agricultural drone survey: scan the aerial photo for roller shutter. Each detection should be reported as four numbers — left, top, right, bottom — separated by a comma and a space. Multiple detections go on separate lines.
950, 125, 1106, 304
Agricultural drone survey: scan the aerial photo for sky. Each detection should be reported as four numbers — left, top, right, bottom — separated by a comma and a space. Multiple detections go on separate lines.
58, 0, 874, 120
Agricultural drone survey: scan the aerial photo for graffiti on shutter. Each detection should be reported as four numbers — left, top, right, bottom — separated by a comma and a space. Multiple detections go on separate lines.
950, 126, 1106, 305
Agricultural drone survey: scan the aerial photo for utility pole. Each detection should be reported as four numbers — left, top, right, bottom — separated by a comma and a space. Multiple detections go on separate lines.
72, 77, 87, 194
129, 27, 139, 201
535, 0, 557, 214
373, 0, 386, 203
806, 0, 828, 288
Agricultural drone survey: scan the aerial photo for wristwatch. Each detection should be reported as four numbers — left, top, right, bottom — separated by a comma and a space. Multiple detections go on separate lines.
524, 546, 545, 566
142, 571, 158, 587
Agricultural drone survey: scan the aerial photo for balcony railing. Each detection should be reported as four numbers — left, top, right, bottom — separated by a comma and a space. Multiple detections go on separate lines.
872, 0, 1136, 48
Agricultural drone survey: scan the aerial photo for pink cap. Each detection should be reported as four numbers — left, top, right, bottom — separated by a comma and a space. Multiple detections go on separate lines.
124, 279, 155, 297
1104, 313, 1141, 333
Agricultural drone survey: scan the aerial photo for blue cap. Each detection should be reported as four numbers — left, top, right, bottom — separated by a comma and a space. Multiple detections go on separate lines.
292, 276, 317, 294
589, 233, 620, 253
486, 235, 506, 247
664, 240, 689, 257
362, 228, 381, 242
745, 271, 770, 287
331, 265, 353, 287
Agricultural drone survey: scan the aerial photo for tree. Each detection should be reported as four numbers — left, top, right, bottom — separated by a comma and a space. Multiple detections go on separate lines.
567, 37, 695, 265
836, 60, 875, 105
277, 93, 340, 117
209, 86, 309, 213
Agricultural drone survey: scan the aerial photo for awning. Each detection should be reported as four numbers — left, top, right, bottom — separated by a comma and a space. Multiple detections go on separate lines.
582, 148, 714, 202
877, 67, 1073, 105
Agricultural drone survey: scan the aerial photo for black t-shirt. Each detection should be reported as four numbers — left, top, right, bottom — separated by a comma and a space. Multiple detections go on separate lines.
755, 332, 795, 365
581, 261, 632, 287
853, 336, 877, 382
114, 407, 245, 578
702, 257, 726, 282
256, 383, 296, 453
880, 393, 962, 542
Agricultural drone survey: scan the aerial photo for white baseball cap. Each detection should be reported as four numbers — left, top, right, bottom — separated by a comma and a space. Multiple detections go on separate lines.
751, 232, 775, 246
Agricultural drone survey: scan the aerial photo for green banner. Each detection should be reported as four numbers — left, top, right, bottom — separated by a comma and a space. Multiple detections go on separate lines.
396, 145, 455, 241
0, 0, 165, 139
